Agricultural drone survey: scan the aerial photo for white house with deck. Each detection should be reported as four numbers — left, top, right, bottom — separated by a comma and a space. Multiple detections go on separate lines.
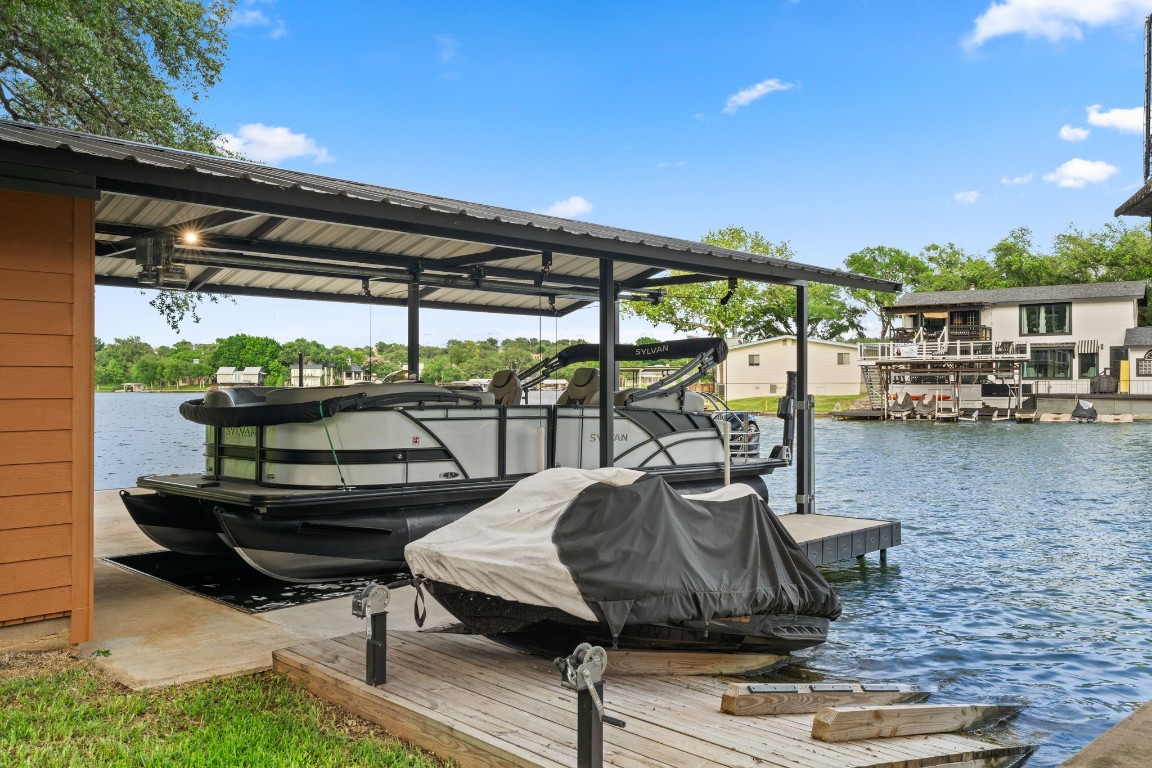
862, 281, 1150, 408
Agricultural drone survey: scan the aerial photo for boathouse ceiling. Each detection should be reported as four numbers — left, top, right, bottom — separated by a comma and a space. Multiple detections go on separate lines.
0, 120, 899, 316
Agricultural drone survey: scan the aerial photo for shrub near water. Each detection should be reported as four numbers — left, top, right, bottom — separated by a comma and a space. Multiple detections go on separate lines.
0, 653, 448, 768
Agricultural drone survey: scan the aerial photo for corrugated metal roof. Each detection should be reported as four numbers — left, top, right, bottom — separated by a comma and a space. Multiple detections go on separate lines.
892, 281, 1148, 309
0, 120, 900, 314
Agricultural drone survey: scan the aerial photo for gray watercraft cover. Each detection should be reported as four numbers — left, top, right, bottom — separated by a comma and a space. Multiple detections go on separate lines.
405, 468, 841, 639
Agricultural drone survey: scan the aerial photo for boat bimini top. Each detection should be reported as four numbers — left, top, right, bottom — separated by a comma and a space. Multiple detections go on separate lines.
519, 337, 727, 408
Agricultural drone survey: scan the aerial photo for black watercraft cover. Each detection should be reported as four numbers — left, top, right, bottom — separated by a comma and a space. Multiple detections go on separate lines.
406, 468, 840, 639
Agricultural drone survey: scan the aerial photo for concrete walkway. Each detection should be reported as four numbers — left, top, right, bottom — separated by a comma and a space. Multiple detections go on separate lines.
1061, 701, 1152, 767
85, 489, 451, 689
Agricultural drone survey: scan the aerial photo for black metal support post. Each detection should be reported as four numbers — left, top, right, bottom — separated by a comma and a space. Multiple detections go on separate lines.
577, 682, 605, 768
366, 611, 387, 685
795, 283, 814, 515
407, 281, 420, 379
597, 258, 617, 468
297, 352, 304, 387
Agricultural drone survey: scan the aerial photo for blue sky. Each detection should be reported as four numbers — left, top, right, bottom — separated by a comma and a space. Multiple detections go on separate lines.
96, 0, 1152, 347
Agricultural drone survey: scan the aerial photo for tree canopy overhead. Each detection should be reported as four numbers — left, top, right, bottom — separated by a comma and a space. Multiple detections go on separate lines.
0, 0, 235, 152
624, 226, 864, 342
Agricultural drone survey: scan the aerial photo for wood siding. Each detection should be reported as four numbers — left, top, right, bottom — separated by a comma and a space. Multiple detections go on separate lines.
0, 189, 94, 643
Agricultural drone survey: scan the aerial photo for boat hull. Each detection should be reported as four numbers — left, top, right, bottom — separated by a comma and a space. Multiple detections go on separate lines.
424, 581, 830, 656
123, 470, 771, 582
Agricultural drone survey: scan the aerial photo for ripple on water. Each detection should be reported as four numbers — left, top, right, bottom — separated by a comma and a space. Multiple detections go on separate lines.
774, 419, 1152, 767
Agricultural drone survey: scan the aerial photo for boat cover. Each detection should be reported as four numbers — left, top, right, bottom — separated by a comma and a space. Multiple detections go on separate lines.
405, 467, 841, 639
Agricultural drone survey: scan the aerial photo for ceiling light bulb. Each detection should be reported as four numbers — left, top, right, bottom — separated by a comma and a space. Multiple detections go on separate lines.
182, 231, 199, 245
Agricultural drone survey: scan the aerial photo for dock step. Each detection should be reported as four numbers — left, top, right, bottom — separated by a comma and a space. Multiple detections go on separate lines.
721, 682, 928, 716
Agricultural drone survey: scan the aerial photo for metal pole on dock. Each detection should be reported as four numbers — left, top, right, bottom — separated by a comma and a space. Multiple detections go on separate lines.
407, 279, 421, 380
795, 283, 814, 515
597, 259, 618, 468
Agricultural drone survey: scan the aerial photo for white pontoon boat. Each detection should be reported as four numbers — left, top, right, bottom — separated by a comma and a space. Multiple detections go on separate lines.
122, 338, 795, 582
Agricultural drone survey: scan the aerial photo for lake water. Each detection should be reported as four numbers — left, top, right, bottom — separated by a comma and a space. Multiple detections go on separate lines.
96, 393, 1152, 766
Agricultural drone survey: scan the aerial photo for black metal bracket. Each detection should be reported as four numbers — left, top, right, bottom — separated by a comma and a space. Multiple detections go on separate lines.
554, 643, 626, 768
352, 584, 391, 686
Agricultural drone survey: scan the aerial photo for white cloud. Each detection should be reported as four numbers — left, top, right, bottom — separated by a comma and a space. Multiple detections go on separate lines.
230, 1, 287, 38
216, 124, 333, 164
657, 160, 688, 168
1001, 173, 1033, 185
544, 196, 593, 218
1042, 158, 1119, 188
1087, 104, 1143, 132
964, 0, 1152, 48
723, 78, 795, 115
1059, 124, 1090, 141
435, 34, 460, 63
953, 190, 981, 205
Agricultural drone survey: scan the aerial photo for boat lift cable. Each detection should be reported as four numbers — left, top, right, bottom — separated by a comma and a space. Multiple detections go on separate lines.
318, 402, 350, 490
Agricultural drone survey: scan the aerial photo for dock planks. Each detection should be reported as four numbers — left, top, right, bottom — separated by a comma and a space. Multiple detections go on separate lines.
778, 513, 900, 565
273, 630, 1033, 768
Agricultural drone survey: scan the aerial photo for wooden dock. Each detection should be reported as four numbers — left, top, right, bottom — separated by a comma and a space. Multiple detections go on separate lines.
274, 631, 1034, 768
778, 513, 899, 565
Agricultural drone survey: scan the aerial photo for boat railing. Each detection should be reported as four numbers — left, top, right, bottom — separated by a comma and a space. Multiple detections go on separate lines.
710, 410, 761, 462
859, 330, 1029, 363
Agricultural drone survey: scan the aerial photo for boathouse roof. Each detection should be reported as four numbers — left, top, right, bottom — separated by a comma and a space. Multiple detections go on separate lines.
890, 281, 1148, 310
0, 120, 897, 318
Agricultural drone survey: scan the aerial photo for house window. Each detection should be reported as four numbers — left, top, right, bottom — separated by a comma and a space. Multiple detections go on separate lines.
1079, 352, 1098, 378
837, 352, 850, 365
950, 309, 980, 326
748, 354, 760, 366
1138, 351, 1152, 377
1019, 303, 1071, 335
1022, 349, 1072, 379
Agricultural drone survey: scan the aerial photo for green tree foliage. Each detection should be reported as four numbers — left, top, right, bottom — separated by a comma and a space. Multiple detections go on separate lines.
211, 334, 284, 372
0, 1, 238, 334
624, 226, 864, 341
0, 0, 234, 152
843, 246, 931, 339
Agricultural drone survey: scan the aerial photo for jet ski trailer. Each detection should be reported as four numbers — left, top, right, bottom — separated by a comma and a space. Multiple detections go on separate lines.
123, 338, 797, 582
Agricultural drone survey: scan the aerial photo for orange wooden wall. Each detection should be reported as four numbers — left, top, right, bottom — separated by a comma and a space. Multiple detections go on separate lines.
0, 188, 95, 643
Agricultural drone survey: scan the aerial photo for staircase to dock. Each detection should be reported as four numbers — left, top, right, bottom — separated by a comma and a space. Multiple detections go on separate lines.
861, 364, 885, 409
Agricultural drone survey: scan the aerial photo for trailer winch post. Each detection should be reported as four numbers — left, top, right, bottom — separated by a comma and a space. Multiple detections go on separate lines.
554, 643, 626, 768
351, 584, 391, 686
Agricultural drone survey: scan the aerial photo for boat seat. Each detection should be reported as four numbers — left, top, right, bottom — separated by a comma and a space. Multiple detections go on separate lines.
556, 368, 601, 406
614, 388, 705, 413
487, 369, 523, 405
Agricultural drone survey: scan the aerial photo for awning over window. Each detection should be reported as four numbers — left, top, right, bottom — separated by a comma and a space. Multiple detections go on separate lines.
1076, 339, 1100, 354
1030, 342, 1075, 350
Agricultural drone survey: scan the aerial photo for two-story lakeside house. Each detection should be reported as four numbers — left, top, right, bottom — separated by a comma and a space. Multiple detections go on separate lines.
859, 281, 1149, 415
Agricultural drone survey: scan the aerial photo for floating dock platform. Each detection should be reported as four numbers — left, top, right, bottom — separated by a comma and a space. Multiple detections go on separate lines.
274, 630, 1033, 768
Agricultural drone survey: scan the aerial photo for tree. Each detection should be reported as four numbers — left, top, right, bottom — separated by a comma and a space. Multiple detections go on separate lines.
624, 226, 864, 341
917, 243, 1001, 292
0, 0, 234, 152
843, 246, 931, 339
211, 334, 283, 372
1, 1, 238, 333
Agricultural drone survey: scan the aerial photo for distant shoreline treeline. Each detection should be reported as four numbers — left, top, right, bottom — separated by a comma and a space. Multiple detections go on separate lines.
94, 334, 679, 390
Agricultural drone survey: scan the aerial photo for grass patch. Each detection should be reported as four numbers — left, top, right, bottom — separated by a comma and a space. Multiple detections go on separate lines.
725, 393, 866, 414
0, 651, 449, 768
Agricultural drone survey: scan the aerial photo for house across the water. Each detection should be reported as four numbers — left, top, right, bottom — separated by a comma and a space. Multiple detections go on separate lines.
859, 281, 1149, 413
723, 336, 862, 400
